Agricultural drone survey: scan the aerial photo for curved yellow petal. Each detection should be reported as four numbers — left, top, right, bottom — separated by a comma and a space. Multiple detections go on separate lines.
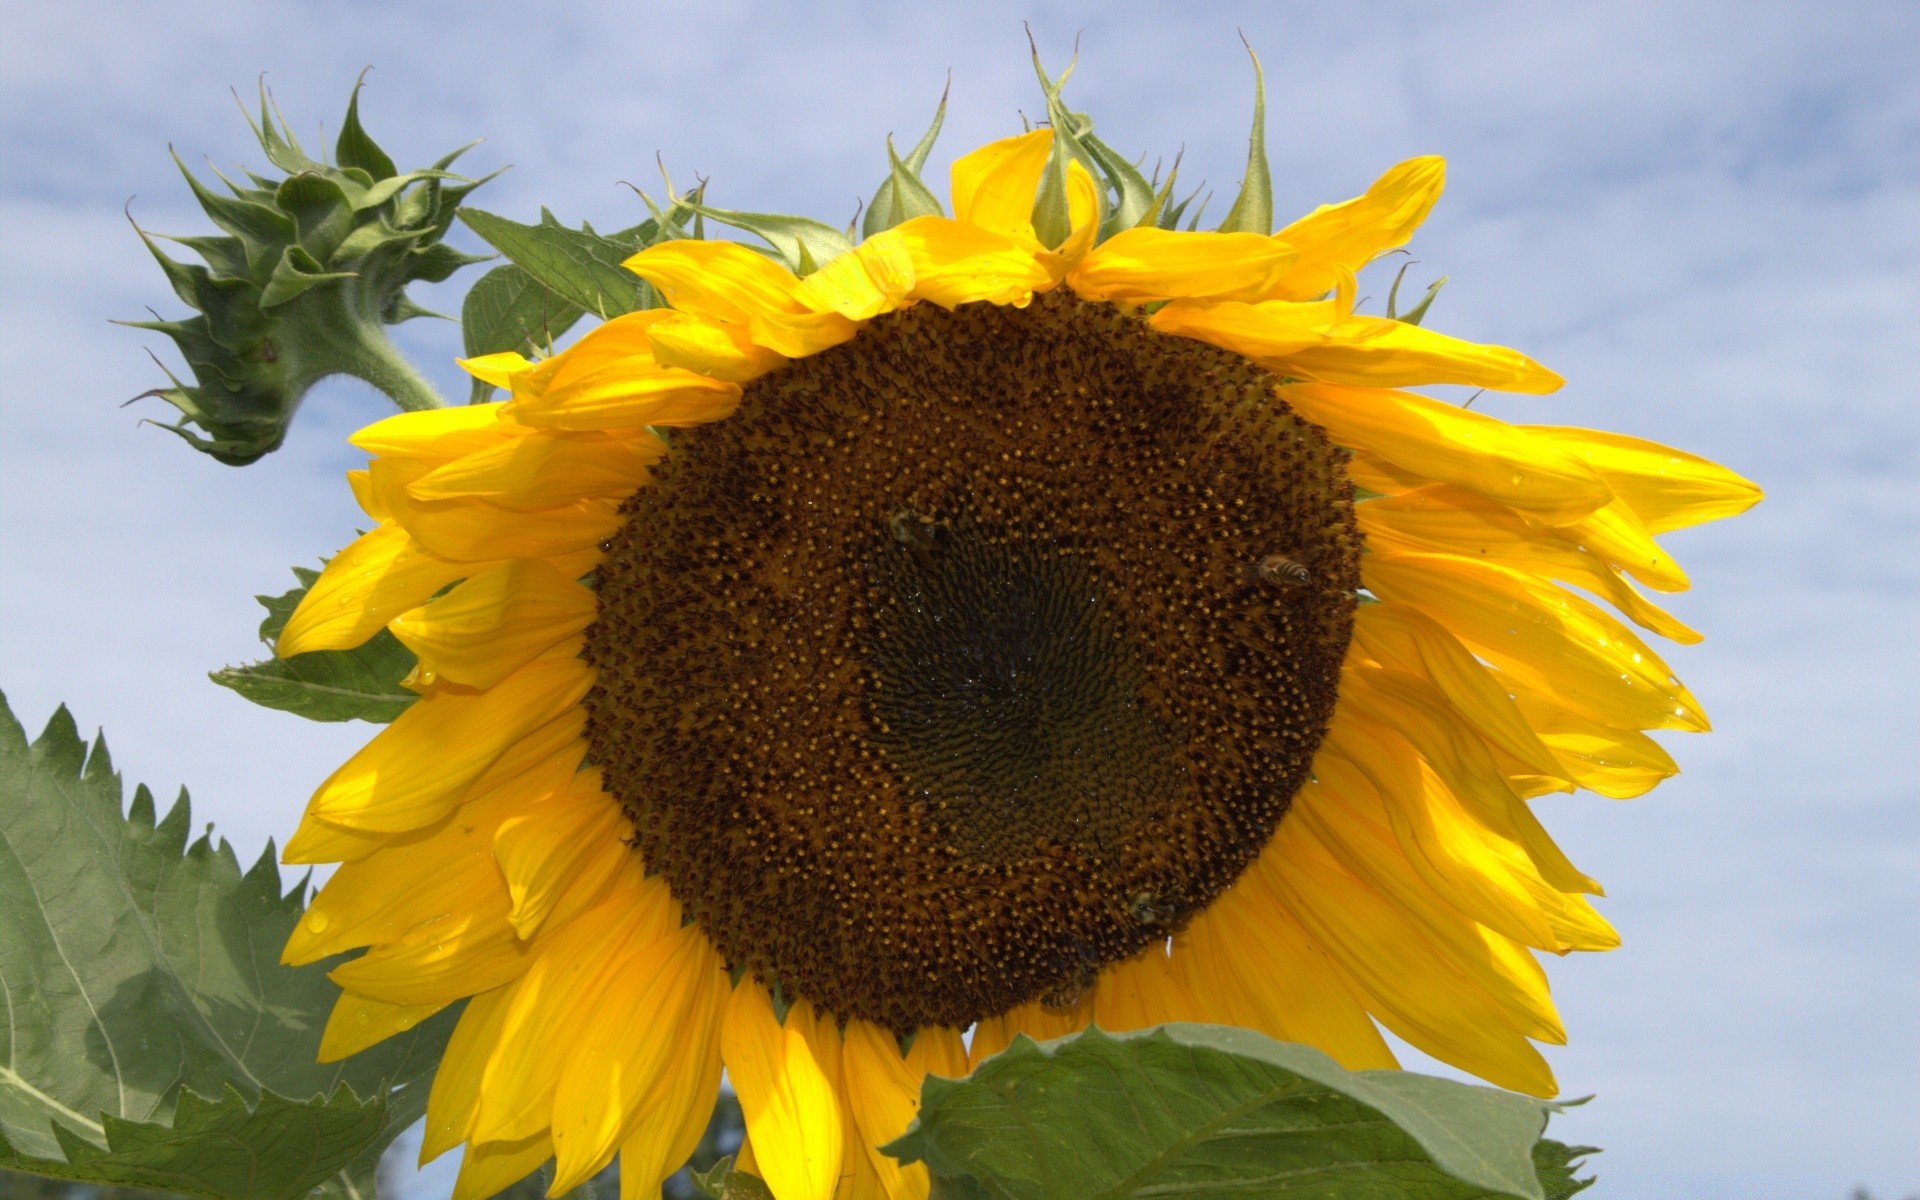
1360, 487, 1702, 644
1514, 695, 1680, 800
285, 749, 571, 964
645, 311, 788, 382
550, 925, 727, 1192
1174, 877, 1397, 1070
457, 351, 535, 389
1363, 550, 1708, 733
793, 230, 917, 321
891, 216, 1052, 309
1255, 823, 1559, 1097
279, 523, 476, 656
1270, 156, 1446, 301
494, 768, 629, 938
306, 643, 592, 832
451, 1131, 550, 1200
723, 983, 844, 1200
616, 970, 727, 1194
406, 429, 665, 511
350, 401, 522, 460
503, 309, 742, 431
1149, 296, 1333, 360
375, 490, 621, 567
389, 559, 598, 691
949, 128, 1052, 243
421, 983, 515, 1162
1069, 228, 1299, 305
326, 891, 524, 1005
470, 867, 676, 1144
1522, 426, 1763, 534
1554, 498, 1690, 593
1035, 159, 1104, 280
1284, 383, 1611, 523
624, 238, 808, 327
1093, 944, 1199, 1032
1353, 601, 1568, 779
317, 991, 447, 1062
841, 1020, 933, 1200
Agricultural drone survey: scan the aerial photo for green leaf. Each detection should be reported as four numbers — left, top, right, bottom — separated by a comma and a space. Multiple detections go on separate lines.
0, 690, 455, 1196
210, 565, 417, 724
458, 207, 654, 319
1532, 1139, 1599, 1199
0, 1085, 385, 1200
862, 85, 949, 237
886, 1024, 1582, 1200
1216, 43, 1273, 235
460, 263, 588, 401
1081, 133, 1156, 238
689, 1156, 775, 1200
1386, 262, 1449, 327
680, 202, 853, 275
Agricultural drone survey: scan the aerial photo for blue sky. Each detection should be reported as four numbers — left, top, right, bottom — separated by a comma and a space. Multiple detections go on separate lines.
2, 2, 1915, 1197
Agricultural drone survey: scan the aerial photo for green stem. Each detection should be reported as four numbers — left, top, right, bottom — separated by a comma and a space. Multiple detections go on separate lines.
337, 327, 448, 411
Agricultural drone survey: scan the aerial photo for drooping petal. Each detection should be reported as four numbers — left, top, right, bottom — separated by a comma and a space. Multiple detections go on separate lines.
1363, 550, 1709, 733
406, 428, 665, 511
278, 523, 477, 656
451, 1132, 552, 1200
1523, 425, 1763, 534
350, 401, 523, 460
1269, 156, 1446, 301
624, 239, 809, 327
317, 991, 447, 1062
493, 768, 630, 938
793, 230, 917, 321
421, 984, 515, 1162
841, 1020, 933, 1200
645, 311, 788, 382
722, 983, 844, 1200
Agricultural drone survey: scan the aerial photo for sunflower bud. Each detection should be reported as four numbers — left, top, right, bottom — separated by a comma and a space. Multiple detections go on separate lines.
123, 79, 493, 464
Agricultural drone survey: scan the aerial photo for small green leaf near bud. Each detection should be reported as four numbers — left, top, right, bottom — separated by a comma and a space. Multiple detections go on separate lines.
209, 565, 418, 724
862, 85, 949, 237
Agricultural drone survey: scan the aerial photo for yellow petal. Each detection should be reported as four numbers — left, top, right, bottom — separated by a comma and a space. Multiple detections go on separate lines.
1093, 944, 1200, 1032
326, 889, 525, 1005
841, 1020, 933, 1200
285, 751, 567, 964
949, 129, 1052, 243
745, 306, 861, 360
1255, 824, 1559, 1097
457, 351, 535, 389
1068, 228, 1300, 305
1033, 159, 1105, 280
471, 867, 677, 1144
422, 984, 515, 1162
550, 925, 727, 1192
1318, 716, 1571, 952
350, 402, 522, 460
514, 365, 741, 432
306, 643, 592, 832
279, 524, 476, 656
793, 230, 917, 321
1363, 550, 1708, 733
389, 559, 598, 691
1360, 487, 1702, 644
645, 311, 788, 382
1149, 297, 1334, 360
1515, 694, 1680, 800
372, 459, 624, 563
891, 216, 1052, 309
1286, 772, 1566, 1043
1342, 666, 1606, 900
494, 768, 628, 938
616, 969, 727, 1195
624, 238, 807, 327
1297, 312, 1564, 393
451, 1131, 551, 1200
1173, 878, 1397, 1070
1269, 156, 1446, 301
1288, 383, 1610, 523
1354, 601, 1568, 779
1553, 498, 1690, 593
723, 982, 844, 1200
1522, 425, 1763, 534
406, 428, 664, 511
317, 991, 447, 1062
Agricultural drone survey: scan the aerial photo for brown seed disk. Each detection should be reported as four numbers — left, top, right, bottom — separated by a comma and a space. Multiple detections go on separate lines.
584, 291, 1360, 1033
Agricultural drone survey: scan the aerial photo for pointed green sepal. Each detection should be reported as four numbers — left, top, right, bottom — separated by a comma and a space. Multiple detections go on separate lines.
862, 84, 949, 237
1216, 41, 1273, 235
1387, 261, 1450, 325
334, 71, 398, 180
677, 199, 854, 275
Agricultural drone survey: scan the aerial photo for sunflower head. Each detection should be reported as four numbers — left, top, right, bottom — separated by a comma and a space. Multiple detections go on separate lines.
277, 58, 1758, 1200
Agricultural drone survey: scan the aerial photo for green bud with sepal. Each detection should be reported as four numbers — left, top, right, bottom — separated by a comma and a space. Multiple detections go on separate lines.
122, 77, 494, 465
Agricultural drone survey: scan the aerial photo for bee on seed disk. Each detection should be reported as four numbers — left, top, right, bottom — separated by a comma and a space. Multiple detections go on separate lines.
1244, 553, 1311, 586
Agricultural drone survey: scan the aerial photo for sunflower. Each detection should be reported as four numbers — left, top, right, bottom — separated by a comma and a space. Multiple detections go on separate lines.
275, 105, 1759, 1200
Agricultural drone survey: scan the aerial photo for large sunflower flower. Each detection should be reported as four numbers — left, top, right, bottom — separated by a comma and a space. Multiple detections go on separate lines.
277, 120, 1758, 1199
